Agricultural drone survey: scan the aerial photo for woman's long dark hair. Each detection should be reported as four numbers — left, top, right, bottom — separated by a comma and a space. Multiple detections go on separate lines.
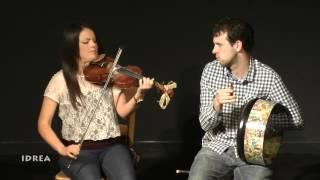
61, 22, 102, 109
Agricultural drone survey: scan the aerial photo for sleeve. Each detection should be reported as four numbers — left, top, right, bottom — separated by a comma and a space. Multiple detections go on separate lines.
199, 64, 222, 132
269, 73, 304, 130
43, 73, 62, 103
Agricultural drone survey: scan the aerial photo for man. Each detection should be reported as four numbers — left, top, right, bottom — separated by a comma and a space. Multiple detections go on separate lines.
188, 17, 304, 180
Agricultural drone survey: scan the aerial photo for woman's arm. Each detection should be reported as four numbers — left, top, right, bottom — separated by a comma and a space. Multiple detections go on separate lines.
37, 96, 79, 158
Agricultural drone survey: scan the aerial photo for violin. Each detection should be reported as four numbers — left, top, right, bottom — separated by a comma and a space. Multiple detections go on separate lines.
83, 54, 177, 108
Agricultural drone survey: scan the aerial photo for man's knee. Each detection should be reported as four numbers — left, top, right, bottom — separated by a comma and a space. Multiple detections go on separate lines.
188, 148, 231, 179
234, 165, 272, 180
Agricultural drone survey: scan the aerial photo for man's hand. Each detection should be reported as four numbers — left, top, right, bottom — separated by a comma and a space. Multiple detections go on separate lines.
213, 87, 235, 112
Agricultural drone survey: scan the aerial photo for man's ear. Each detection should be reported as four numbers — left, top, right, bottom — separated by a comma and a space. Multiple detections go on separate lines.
233, 40, 243, 52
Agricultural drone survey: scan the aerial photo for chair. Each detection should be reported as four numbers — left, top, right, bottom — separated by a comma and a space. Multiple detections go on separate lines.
55, 88, 138, 180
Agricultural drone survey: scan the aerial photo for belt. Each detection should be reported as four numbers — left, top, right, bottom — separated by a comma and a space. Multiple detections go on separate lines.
61, 136, 124, 150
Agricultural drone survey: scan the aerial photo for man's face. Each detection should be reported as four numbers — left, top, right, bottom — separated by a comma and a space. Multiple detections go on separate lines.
212, 32, 237, 67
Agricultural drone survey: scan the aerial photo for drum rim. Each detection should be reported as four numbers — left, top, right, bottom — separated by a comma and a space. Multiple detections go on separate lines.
237, 98, 289, 165
237, 98, 259, 163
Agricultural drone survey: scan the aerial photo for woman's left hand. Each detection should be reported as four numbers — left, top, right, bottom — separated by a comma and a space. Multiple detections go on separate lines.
138, 77, 154, 91
134, 77, 154, 100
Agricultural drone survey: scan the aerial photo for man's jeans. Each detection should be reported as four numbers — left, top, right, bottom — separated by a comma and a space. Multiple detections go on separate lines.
188, 147, 272, 180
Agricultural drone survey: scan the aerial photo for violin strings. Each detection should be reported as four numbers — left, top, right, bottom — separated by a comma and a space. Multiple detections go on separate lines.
116, 67, 143, 80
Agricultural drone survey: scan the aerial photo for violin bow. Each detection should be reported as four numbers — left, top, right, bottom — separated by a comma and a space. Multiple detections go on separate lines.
67, 47, 123, 168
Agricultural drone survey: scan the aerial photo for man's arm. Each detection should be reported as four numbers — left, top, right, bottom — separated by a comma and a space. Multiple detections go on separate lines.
199, 64, 223, 131
269, 74, 304, 130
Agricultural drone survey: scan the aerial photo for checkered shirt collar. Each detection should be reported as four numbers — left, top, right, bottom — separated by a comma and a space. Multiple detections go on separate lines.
222, 57, 255, 83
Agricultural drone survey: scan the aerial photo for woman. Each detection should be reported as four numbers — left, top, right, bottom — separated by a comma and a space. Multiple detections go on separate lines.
37, 22, 154, 180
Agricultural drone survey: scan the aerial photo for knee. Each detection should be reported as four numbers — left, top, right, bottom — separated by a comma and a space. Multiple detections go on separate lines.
234, 166, 273, 180
188, 149, 231, 179
64, 169, 101, 180
188, 157, 212, 180
76, 173, 101, 180
117, 165, 136, 180
188, 170, 206, 180
106, 169, 136, 180
119, 171, 136, 180
72, 164, 101, 180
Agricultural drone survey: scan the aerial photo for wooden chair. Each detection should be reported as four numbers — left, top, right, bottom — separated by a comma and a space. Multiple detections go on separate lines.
55, 88, 138, 180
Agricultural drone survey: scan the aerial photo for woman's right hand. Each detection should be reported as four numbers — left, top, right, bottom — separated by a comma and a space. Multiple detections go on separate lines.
59, 144, 80, 159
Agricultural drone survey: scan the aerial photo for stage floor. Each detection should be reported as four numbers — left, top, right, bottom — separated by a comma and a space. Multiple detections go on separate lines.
1, 153, 320, 180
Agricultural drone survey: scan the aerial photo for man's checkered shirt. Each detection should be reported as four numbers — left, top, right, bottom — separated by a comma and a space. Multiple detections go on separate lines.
199, 58, 304, 157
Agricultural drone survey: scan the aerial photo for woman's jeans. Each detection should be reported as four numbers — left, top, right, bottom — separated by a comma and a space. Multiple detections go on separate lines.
188, 147, 272, 180
58, 143, 136, 180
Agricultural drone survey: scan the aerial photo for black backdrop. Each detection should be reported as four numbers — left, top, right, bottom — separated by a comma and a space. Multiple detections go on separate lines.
1, 1, 319, 156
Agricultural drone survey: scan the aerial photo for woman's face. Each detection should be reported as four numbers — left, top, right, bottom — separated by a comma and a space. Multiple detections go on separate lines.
78, 27, 99, 64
